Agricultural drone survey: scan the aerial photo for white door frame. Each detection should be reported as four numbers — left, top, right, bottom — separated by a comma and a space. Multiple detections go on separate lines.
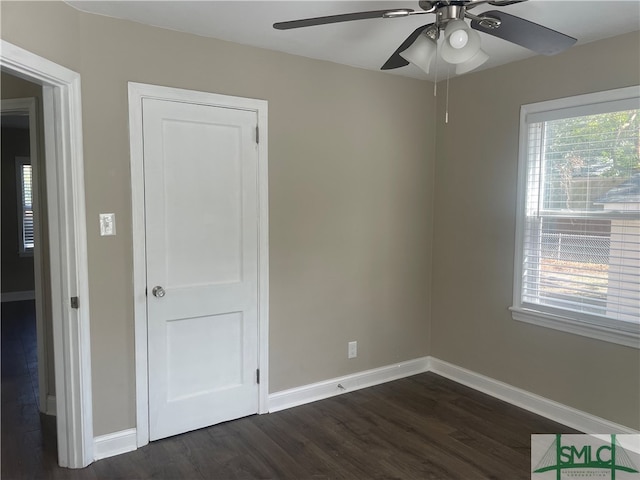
1, 40, 93, 468
1, 97, 52, 416
128, 82, 269, 448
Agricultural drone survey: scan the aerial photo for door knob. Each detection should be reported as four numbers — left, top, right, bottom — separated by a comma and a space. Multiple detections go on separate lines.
152, 286, 166, 298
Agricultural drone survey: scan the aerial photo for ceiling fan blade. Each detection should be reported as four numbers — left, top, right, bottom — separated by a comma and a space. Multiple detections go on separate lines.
381, 24, 433, 70
273, 9, 413, 30
488, 0, 528, 6
471, 10, 576, 56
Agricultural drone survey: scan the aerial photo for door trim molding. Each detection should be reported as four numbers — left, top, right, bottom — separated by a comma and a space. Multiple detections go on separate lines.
128, 82, 269, 447
1, 40, 93, 468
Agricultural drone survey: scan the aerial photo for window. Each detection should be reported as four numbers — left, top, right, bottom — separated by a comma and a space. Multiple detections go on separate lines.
16, 157, 34, 255
512, 87, 640, 347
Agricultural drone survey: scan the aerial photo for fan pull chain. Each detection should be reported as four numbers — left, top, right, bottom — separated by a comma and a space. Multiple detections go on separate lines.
433, 37, 440, 97
445, 66, 450, 124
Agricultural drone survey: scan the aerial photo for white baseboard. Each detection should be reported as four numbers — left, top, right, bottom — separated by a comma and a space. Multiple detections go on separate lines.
94, 428, 137, 461
93, 356, 636, 462
428, 357, 638, 435
93, 359, 431, 461
46, 395, 56, 416
1, 290, 35, 302
268, 357, 430, 413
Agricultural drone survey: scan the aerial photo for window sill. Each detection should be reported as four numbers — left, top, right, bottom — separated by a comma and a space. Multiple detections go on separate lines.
510, 307, 639, 349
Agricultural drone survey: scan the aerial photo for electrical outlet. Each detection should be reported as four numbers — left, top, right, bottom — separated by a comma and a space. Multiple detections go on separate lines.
348, 341, 357, 359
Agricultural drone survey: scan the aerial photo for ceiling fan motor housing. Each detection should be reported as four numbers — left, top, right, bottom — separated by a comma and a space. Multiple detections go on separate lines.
436, 5, 466, 28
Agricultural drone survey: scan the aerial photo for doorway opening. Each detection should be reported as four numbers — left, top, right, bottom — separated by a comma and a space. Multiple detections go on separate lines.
1, 83, 58, 468
1, 40, 93, 468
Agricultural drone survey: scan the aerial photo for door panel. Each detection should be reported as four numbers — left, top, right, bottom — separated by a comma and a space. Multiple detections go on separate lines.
143, 98, 259, 441
161, 120, 244, 287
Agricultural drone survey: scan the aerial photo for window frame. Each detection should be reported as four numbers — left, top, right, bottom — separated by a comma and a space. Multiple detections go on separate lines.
16, 156, 34, 257
512, 86, 640, 348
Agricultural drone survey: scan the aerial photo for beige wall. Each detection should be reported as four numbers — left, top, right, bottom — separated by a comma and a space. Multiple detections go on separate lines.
1, 2, 434, 435
431, 31, 640, 430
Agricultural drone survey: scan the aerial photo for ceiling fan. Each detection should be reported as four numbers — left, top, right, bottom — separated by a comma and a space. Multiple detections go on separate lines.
273, 0, 577, 75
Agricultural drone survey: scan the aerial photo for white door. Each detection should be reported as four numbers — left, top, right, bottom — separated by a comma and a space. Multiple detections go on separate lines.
142, 97, 259, 441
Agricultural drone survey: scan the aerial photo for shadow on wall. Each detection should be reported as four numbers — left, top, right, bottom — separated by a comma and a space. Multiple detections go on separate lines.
1, 121, 35, 295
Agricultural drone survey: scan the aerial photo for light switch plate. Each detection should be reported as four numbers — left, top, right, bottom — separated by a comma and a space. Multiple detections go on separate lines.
99, 213, 116, 236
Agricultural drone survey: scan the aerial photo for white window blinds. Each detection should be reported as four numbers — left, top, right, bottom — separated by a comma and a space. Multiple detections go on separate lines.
514, 88, 640, 345
18, 158, 34, 253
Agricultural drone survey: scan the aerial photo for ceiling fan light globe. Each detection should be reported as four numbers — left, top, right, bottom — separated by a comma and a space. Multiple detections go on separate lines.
399, 34, 437, 74
449, 30, 469, 49
455, 48, 489, 74
441, 19, 481, 64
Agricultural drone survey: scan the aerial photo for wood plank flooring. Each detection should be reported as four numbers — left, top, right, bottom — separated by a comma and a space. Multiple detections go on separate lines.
2, 301, 578, 479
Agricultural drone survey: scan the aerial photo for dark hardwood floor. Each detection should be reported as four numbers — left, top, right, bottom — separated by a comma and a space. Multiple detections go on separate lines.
2, 300, 60, 479
2, 300, 577, 479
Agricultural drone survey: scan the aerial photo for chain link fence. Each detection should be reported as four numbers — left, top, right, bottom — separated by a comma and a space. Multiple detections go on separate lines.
541, 233, 610, 264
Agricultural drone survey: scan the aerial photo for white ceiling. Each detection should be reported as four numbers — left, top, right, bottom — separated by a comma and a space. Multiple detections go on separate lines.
66, 1, 640, 80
